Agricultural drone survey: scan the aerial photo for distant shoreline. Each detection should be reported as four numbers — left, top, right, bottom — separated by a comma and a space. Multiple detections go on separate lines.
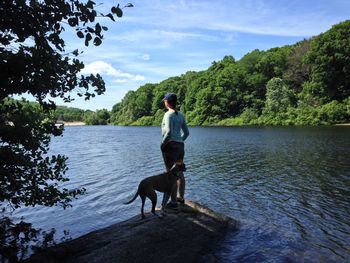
334, 123, 350, 126
56, 121, 86, 126
56, 122, 350, 127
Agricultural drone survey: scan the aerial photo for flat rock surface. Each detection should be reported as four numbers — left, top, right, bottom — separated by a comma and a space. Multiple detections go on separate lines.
28, 201, 237, 263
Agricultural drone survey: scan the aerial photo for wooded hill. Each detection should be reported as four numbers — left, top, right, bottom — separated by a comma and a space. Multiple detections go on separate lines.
109, 20, 350, 126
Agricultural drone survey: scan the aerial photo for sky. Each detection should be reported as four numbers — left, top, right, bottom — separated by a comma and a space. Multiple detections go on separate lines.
50, 0, 350, 110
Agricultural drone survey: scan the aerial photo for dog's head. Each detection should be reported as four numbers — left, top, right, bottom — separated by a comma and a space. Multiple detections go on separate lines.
169, 163, 186, 177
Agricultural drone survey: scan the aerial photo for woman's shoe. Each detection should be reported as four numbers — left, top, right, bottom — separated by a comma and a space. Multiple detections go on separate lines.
166, 202, 178, 209
177, 197, 185, 204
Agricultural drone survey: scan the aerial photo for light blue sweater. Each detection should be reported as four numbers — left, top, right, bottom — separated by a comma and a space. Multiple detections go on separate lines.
161, 110, 189, 144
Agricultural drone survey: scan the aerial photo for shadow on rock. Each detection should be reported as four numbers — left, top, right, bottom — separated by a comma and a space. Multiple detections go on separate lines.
27, 201, 238, 263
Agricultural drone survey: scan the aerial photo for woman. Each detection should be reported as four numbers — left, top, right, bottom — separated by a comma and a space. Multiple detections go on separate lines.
161, 93, 189, 207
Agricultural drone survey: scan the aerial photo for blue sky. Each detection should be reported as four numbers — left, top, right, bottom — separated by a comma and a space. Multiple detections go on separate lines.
54, 0, 350, 110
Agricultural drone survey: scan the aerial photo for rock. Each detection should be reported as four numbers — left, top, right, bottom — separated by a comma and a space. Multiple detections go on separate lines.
27, 201, 237, 263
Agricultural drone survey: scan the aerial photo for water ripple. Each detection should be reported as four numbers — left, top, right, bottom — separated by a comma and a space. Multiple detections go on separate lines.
12, 126, 350, 262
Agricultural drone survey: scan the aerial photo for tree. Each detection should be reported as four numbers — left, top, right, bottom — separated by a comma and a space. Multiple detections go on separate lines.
304, 20, 350, 102
236, 49, 267, 112
264, 78, 294, 113
54, 106, 86, 122
0, 1, 132, 260
284, 39, 312, 92
84, 109, 110, 125
262, 77, 295, 124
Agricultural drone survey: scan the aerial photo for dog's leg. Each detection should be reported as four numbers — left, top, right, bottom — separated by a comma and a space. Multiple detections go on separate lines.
161, 193, 171, 212
140, 195, 146, 219
161, 193, 167, 210
147, 190, 157, 215
177, 171, 185, 202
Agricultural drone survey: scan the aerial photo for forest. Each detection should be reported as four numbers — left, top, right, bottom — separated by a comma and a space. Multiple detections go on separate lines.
54, 106, 110, 125
54, 20, 350, 126
108, 20, 350, 126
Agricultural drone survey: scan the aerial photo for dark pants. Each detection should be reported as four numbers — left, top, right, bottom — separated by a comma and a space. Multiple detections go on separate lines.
161, 141, 184, 171
161, 141, 185, 202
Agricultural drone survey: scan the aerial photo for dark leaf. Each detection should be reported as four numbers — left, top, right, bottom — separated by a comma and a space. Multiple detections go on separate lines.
86, 0, 95, 9
76, 31, 84, 38
86, 33, 92, 41
111, 6, 123, 17
124, 3, 134, 7
88, 12, 95, 22
106, 13, 115, 21
87, 26, 94, 33
67, 18, 76, 26
72, 49, 79, 56
85, 33, 92, 47
95, 23, 101, 35
93, 37, 102, 46
115, 7, 123, 17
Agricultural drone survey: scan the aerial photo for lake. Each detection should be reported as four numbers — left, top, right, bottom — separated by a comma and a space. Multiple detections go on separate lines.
13, 126, 350, 262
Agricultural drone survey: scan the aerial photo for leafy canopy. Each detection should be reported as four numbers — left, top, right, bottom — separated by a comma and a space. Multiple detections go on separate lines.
109, 20, 350, 126
0, 1, 132, 260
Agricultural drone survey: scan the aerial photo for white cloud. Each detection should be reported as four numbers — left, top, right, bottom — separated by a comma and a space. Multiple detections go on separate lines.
81, 60, 145, 82
142, 54, 151, 61
123, 0, 349, 37
112, 79, 128, 83
108, 29, 218, 49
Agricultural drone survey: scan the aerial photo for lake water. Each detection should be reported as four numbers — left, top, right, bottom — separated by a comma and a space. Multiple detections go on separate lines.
13, 126, 350, 262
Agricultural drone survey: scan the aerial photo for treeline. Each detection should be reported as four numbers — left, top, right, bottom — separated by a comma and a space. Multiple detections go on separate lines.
109, 20, 350, 126
54, 106, 110, 125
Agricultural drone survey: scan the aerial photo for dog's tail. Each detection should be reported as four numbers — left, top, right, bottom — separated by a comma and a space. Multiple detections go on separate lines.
124, 190, 139, 205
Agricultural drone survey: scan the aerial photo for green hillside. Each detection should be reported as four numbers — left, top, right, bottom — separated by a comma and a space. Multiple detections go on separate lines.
110, 20, 350, 126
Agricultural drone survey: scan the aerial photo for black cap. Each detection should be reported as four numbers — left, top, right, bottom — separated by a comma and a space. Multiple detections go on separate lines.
162, 93, 177, 102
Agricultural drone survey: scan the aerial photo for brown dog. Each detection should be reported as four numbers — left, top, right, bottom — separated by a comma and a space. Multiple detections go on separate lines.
124, 163, 186, 219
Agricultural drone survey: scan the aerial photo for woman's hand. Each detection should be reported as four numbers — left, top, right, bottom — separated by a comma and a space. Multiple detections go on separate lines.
160, 142, 167, 151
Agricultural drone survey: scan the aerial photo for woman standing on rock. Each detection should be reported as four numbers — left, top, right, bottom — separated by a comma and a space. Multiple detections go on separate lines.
161, 93, 189, 208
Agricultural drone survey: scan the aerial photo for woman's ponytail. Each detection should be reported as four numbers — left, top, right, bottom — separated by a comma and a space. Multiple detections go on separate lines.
168, 100, 178, 115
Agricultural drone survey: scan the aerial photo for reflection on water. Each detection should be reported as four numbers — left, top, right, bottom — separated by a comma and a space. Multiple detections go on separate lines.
13, 126, 350, 262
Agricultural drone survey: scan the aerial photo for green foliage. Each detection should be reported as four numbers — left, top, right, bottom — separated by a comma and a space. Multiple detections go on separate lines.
0, 217, 64, 262
131, 116, 155, 126
318, 100, 347, 124
240, 108, 260, 125
0, 99, 85, 209
54, 106, 86, 122
0, 1, 131, 260
84, 109, 110, 125
293, 100, 348, 125
0, 1, 131, 104
263, 77, 295, 115
304, 20, 350, 103
216, 117, 244, 126
109, 20, 350, 127
284, 39, 312, 92
345, 97, 350, 115
153, 109, 166, 126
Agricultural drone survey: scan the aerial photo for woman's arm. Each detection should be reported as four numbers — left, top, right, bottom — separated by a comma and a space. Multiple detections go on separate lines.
162, 113, 171, 144
182, 118, 189, 141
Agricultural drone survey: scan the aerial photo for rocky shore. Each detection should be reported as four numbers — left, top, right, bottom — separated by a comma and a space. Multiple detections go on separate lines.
28, 201, 237, 263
